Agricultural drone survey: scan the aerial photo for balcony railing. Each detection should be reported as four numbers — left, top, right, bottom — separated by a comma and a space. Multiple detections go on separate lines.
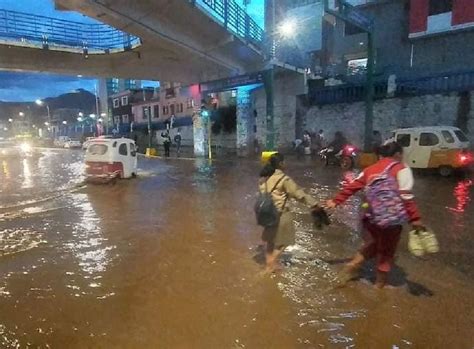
196, 0, 264, 44
0, 9, 141, 54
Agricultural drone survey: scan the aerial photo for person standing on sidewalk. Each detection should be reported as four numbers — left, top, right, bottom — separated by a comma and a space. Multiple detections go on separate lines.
161, 131, 171, 157
326, 142, 424, 288
174, 129, 182, 157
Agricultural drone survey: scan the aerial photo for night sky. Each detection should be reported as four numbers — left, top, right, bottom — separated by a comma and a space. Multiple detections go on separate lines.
0, 0, 265, 102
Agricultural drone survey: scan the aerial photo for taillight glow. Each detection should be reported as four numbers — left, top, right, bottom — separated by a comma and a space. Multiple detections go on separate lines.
345, 146, 355, 153
458, 152, 474, 165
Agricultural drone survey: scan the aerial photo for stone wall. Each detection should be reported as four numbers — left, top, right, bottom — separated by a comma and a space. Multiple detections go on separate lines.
298, 92, 474, 147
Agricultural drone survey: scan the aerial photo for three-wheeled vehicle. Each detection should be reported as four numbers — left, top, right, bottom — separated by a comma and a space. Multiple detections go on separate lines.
391, 126, 472, 176
85, 138, 138, 182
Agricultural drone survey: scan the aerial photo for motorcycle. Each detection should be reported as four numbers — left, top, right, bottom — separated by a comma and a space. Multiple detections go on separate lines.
319, 144, 358, 170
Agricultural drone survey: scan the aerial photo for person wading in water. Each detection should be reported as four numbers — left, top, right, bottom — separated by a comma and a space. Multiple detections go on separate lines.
259, 153, 321, 273
327, 142, 424, 288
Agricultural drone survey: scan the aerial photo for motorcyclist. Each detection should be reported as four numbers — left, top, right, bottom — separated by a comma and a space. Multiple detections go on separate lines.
328, 131, 348, 155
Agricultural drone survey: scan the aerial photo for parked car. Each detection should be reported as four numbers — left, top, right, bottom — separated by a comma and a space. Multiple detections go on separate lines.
64, 139, 82, 149
54, 136, 71, 148
391, 126, 472, 176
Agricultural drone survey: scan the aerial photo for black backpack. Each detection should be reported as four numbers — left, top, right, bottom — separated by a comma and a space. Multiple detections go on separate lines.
254, 176, 286, 227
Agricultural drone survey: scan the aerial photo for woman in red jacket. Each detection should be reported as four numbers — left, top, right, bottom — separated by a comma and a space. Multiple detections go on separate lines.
327, 142, 424, 288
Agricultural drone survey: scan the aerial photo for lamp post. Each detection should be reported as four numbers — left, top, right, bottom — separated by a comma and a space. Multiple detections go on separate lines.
36, 99, 51, 137
264, 2, 297, 151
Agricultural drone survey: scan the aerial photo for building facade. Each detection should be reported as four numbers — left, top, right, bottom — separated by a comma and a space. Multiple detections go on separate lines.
321, 0, 474, 81
109, 88, 155, 131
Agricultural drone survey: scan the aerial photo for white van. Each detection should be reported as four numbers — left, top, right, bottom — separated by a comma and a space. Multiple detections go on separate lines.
391, 126, 472, 176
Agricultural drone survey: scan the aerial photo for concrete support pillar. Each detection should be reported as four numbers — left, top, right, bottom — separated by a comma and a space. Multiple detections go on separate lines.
236, 88, 252, 157
193, 113, 208, 157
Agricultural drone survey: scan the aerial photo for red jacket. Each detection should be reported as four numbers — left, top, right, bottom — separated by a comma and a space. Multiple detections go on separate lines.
334, 157, 421, 223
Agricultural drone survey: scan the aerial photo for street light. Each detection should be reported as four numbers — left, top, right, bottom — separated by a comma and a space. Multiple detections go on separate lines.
100, 113, 107, 117
36, 99, 51, 135
77, 117, 83, 122
19, 112, 25, 117
44, 122, 49, 126
278, 19, 297, 38
89, 114, 96, 119
8, 118, 13, 123
62, 121, 67, 125
78, 112, 84, 117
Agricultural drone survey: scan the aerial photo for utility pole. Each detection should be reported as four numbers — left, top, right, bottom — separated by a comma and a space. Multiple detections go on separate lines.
364, 32, 375, 152
264, 0, 276, 151
324, 0, 375, 152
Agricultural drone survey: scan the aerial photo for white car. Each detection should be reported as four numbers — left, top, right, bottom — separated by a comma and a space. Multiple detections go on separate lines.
64, 140, 82, 149
54, 136, 71, 147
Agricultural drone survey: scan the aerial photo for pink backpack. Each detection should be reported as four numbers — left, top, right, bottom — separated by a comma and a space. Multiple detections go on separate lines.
365, 162, 408, 228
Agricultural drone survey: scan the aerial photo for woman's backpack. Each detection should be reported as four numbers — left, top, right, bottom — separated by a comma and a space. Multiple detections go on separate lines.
365, 162, 408, 228
254, 176, 286, 227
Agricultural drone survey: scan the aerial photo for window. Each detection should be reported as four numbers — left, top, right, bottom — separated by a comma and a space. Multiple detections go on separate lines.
419, 133, 440, 146
397, 134, 411, 147
347, 58, 367, 75
170, 104, 175, 115
153, 105, 160, 119
344, 22, 365, 36
441, 130, 455, 143
429, 0, 452, 16
119, 143, 128, 156
88, 144, 108, 155
231, 90, 237, 98
114, 116, 121, 124
177, 103, 184, 113
186, 98, 194, 109
162, 105, 169, 115
122, 115, 129, 123
130, 143, 136, 157
121, 96, 129, 106
113, 98, 119, 108
455, 130, 468, 142
143, 106, 151, 120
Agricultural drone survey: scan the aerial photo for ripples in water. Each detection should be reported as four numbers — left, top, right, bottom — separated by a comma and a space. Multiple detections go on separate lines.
0, 229, 46, 258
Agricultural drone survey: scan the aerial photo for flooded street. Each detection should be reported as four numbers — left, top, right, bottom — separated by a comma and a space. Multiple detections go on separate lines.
1, 150, 473, 348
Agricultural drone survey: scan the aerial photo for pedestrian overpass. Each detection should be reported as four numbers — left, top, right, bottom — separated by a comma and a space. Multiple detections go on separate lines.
0, 0, 265, 83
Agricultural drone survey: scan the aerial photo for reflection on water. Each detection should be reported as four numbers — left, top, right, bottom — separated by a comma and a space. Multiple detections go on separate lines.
193, 159, 217, 234
22, 158, 33, 189
449, 179, 472, 213
64, 193, 116, 297
2, 160, 10, 179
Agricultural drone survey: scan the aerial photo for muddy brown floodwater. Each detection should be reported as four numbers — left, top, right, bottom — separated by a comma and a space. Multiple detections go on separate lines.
0, 150, 473, 348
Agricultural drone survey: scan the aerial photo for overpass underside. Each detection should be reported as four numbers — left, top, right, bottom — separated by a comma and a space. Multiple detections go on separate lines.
0, 0, 264, 83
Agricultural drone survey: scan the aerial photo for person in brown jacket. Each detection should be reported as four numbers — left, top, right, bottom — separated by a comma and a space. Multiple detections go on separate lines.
259, 153, 320, 273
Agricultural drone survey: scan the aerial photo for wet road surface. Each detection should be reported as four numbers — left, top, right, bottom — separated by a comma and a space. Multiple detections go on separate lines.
1, 150, 473, 348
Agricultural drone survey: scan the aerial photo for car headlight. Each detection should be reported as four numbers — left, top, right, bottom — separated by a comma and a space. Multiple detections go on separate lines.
20, 143, 32, 152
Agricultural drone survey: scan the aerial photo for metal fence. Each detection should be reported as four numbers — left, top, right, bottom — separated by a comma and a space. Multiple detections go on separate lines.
0, 9, 141, 53
309, 70, 474, 105
196, 0, 264, 44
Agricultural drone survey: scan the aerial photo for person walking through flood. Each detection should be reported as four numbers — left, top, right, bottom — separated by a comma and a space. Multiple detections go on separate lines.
326, 142, 424, 288
258, 153, 322, 273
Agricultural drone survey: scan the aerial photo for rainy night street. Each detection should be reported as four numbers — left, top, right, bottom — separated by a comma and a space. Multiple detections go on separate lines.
0, 149, 473, 348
